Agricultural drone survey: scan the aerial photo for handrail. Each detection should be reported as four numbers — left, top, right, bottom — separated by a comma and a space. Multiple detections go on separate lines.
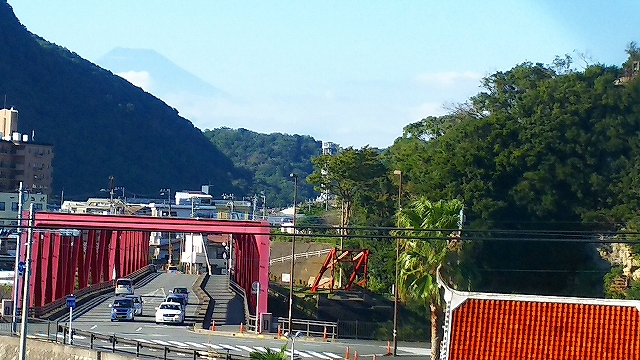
270, 248, 332, 265
33, 264, 156, 319
229, 279, 253, 332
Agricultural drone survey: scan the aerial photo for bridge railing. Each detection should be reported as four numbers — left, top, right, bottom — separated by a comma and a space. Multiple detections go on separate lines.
33, 264, 157, 319
229, 279, 254, 332
269, 248, 332, 265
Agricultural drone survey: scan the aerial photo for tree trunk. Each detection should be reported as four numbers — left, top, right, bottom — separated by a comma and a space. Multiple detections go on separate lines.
430, 302, 442, 360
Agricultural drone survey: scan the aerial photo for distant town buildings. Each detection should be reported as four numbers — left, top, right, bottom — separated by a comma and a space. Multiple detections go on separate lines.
322, 141, 338, 155
0, 108, 53, 196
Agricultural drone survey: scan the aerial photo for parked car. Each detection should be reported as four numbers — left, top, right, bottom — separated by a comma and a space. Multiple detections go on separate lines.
125, 294, 144, 316
165, 294, 187, 311
110, 297, 135, 321
170, 287, 189, 302
155, 301, 184, 324
167, 265, 179, 274
115, 278, 134, 295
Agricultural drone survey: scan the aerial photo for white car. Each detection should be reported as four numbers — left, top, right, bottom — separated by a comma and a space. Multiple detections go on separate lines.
155, 301, 184, 325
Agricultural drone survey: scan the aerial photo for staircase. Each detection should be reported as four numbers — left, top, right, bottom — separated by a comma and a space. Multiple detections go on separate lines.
203, 274, 243, 326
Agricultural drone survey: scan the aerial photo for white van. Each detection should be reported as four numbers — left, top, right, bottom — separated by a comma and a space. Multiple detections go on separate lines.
115, 278, 134, 295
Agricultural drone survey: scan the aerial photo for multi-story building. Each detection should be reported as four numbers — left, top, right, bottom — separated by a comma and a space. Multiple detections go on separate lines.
0, 108, 53, 196
0, 192, 47, 227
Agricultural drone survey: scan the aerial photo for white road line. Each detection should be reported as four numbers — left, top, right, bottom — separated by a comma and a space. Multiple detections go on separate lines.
219, 344, 243, 352
184, 341, 207, 348
205, 343, 223, 350
252, 346, 268, 352
135, 338, 153, 343
323, 352, 342, 359
149, 339, 172, 346
90, 325, 97, 330
167, 340, 190, 348
236, 345, 255, 352
135, 327, 142, 331
294, 350, 313, 358
305, 350, 332, 359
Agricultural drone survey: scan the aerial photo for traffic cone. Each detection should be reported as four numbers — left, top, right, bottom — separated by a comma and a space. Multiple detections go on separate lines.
387, 341, 391, 355
373, 355, 377, 360
345, 346, 350, 360
277, 325, 282, 338
354, 350, 358, 360
211, 320, 216, 331
323, 326, 327, 341
239, 323, 244, 334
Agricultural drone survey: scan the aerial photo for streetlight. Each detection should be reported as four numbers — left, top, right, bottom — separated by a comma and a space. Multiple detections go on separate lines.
11, 182, 25, 334
18, 203, 34, 360
392, 169, 402, 357
160, 188, 172, 217
288, 173, 298, 333
285, 331, 303, 360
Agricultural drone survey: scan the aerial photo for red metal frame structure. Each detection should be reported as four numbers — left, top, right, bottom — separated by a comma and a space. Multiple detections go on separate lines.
310, 248, 370, 292
22, 212, 271, 314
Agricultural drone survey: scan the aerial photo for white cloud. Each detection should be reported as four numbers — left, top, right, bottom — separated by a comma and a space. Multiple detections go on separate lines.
414, 71, 482, 89
116, 71, 153, 91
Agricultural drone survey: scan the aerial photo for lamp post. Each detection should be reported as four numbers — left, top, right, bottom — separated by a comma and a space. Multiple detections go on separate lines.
392, 169, 402, 357
286, 331, 303, 360
12, 182, 24, 334
18, 203, 34, 360
160, 188, 172, 217
287, 173, 298, 333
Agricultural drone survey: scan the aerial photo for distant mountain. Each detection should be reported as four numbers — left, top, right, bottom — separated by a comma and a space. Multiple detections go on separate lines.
96, 47, 229, 99
0, 1, 246, 199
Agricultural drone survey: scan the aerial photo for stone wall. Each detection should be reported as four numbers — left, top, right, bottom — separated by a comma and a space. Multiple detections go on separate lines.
0, 335, 134, 360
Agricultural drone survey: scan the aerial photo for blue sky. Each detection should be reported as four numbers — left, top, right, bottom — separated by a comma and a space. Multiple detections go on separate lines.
8, 0, 639, 148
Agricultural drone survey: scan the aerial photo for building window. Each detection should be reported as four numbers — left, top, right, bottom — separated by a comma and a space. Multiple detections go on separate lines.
0, 202, 5, 211
11, 202, 18, 212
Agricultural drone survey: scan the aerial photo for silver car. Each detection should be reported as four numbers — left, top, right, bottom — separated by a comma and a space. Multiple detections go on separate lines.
125, 294, 144, 316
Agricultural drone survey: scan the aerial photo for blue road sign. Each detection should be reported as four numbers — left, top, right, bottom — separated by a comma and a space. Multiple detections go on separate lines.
17, 261, 25, 276
66, 295, 76, 309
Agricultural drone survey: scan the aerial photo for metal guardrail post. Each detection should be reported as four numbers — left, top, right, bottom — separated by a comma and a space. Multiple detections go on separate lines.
90, 333, 95, 349
163, 346, 169, 360
111, 334, 116, 352
46, 320, 51, 341
136, 341, 141, 356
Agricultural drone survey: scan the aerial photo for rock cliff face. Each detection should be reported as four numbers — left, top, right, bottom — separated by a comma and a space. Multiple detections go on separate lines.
599, 242, 640, 281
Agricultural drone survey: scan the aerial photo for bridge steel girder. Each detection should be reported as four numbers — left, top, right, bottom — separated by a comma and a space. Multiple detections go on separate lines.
28, 212, 270, 315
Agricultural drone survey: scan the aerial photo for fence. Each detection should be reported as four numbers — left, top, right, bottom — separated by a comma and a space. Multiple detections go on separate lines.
1, 318, 251, 360
269, 248, 332, 265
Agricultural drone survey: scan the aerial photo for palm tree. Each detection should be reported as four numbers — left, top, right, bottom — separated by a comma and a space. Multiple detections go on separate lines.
249, 344, 294, 360
396, 197, 464, 360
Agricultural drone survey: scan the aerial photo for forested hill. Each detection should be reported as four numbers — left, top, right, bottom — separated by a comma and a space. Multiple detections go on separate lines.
203, 127, 322, 208
0, 1, 244, 199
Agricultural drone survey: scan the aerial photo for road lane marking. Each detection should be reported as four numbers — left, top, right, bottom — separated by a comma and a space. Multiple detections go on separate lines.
167, 340, 190, 348
294, 350, 313, 358
253, 346, 268, 352
323, 352, 342, 359
149, 339, 172, 346
305, 350, 332, 359
219, 344, 243, 352
205, 344, 222, 350
90, 325, 97, 330
236, 345, 255, 352
135, 327, 142, 331
184, 342, 207, 348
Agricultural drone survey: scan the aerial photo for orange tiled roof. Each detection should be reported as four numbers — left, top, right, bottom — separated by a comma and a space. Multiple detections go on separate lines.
447, 298, 640, 360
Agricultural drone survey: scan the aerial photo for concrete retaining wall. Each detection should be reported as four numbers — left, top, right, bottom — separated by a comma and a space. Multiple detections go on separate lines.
0, 335, 135, 360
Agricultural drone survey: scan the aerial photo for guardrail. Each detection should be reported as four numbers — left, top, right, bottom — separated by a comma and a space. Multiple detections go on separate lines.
18, 318, 250, 360
229, 279, 255, 332
33, 264, 156, 319
269, 248, 332, 265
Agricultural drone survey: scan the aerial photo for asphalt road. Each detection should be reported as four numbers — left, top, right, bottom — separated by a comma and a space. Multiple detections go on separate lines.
35, 273, 431, 359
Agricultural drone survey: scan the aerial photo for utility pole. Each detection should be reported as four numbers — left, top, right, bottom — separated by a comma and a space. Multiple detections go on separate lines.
108, 176, 114, 214
392, 170, 402, 357
287, 173, 298, 333
18, 203, 34, 360
11, 182, 24, 334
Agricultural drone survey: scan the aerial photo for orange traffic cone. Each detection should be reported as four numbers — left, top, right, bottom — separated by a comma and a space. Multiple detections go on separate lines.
239, 323, 244, 334
387, 341, 391, 355
354, 350, 358, 360
373, 355, 377, 360
345, 346, 350, 360
277, 325, 282, 338
211, 320, 216, 331
323, 326, 327, 341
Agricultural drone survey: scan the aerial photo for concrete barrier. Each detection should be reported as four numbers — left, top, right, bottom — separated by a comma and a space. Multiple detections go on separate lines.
0, 335, 135, 360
